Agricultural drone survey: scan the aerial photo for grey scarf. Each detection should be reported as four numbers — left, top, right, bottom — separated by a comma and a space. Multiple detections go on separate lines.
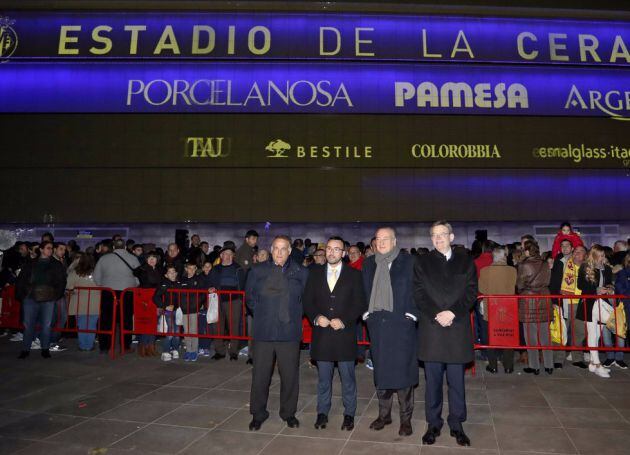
368, 246, 400, 314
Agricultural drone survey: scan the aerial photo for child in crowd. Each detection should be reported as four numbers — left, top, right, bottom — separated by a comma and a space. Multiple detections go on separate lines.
153, 265, 181, 361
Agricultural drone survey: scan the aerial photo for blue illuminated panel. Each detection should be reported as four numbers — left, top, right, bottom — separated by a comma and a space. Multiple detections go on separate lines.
0, 62, 627, 118
3, 11, 629, 66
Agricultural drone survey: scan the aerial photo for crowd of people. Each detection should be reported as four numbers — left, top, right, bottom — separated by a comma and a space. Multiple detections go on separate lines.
0, 222, 629, 445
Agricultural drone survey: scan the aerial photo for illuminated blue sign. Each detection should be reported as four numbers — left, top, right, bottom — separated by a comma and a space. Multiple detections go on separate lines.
0, 62, 628, 119
2, 11, 629, 66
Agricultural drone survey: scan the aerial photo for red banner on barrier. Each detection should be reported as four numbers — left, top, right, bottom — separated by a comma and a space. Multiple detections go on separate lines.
132, 288, 158, 334
0, 286, 21, 329
487, 296, 519, 346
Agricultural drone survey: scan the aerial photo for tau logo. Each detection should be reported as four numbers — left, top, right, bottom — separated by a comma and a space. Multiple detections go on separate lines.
0, 16, 17, 62
265, 139, 291, 158
185, 137, 229, 158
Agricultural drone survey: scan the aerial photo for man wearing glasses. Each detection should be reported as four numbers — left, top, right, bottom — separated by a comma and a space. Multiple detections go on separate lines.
414, 221, 478, 447
303, 236, 366, 431
362, 227, 419, 437
246, 235, 309, 431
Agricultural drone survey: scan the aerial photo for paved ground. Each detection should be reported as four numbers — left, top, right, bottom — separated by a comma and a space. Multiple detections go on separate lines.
1, 337, 630, 455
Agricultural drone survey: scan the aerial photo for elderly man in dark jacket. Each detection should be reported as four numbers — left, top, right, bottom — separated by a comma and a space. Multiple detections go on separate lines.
362, 227, 419, 437
303, 236, 366, 432
245, 235, 309, 431
414, 221, 477, 447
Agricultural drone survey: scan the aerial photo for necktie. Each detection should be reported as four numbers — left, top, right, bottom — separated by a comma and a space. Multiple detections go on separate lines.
328, 268, 338, 292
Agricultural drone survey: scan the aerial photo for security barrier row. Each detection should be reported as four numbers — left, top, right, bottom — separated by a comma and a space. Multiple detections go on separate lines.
2, 285, 629, 359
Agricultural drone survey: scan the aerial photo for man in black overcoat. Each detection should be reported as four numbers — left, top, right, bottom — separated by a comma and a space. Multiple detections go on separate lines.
303, 236, 366, 431
362, 227, 419, 437
414, 220, 478, 447
245, 235, 309, 431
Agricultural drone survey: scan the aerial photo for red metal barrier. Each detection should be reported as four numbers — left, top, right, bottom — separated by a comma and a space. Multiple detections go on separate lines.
55, 286, 119, 359
1, 285, 119, 358
0, 285, 21, 329
119, 287, 247, 356
474, 294, 629, 352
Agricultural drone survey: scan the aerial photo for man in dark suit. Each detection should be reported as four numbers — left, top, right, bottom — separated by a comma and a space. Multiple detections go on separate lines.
303, 236, 366, 431
245, 235, 309, 431
362, 227, 419, 437
414, 220, 478, 447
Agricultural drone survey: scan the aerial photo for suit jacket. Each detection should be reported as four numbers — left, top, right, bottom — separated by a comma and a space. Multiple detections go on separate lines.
245, 259, 309, 342
414, 249, 478, 364
303, 263, 366, 362
362, 252, 419, 390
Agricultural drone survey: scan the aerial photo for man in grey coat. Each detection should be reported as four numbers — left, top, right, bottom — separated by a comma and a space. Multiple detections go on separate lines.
93, 239, 140, 352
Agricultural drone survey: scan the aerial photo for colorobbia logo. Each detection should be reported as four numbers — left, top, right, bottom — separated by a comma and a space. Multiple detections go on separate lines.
0, 17, 18, 62
265, 139, 291, 158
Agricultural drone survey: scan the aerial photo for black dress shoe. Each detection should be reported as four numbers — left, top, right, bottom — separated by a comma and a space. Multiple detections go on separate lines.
246, 358, 253, 365
523, 367, 540, 375
18, 351, 29, 359
485, 365, 498, 374
545, 368, 554, 375
41, 349, 51, 359
341, 415, 354, 431
285, 416, 300, 428
314, 413, 328, 429
422, 426, 441, 445
504, 367, 514, 374
450, 429, 471, 446
212, 353, 226, 360
229, 354, 238, 361
554, 363, 563, 369
399, 420, 413, 436
249, 418, 263, 431
572, 361, 588, 369
369, 416, 392, 431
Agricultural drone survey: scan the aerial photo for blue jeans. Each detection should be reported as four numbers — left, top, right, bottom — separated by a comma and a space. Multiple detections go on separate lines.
50, 296, 67, 343
316, 360, 357, 417
602, 327, 625, 361
198, 312, 213, 352
161, 311, 180, 353
22, 298, 55, 351
76, 315, 98, 350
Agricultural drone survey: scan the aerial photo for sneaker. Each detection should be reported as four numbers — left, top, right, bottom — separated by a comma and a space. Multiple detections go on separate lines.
239, 346, 249, 356
10, 332, 23, 342
49, 344, 67, 352
365, 359, 374, 370
614, 360, 628, 369
161, 352, 172, 361
593, 366, 610, 378
190, 352, 198, 362
171, 350, 179, 360
602, 359, 615, 368
31, 339, 41, 350
566, 353, 573, 361
584, 353, 591, 362
199, 349, 210, 357
0, 330, 8, 338
183, 352, 191, 362
588, 363, 596, 373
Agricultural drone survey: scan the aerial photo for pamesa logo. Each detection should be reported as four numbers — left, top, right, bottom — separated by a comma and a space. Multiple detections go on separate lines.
0, 16, 18, 62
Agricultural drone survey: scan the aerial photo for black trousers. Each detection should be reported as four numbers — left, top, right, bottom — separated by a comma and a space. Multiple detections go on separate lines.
424, 361, 466, 431
98, 290, 134, 352
213, 298, 243, 356
250, 340, 300, 421
376, 387, 414, 423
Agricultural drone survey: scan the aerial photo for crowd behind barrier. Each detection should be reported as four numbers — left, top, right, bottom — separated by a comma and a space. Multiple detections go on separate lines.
0, 225, 628, 374
2, 285, 629, 361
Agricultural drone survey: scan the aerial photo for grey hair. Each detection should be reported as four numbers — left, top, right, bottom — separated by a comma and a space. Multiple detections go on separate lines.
492, 247, 507, 264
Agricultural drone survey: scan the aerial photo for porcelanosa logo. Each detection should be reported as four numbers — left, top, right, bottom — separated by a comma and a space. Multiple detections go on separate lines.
0, 16, 18, 62
565, 85, 630, 121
